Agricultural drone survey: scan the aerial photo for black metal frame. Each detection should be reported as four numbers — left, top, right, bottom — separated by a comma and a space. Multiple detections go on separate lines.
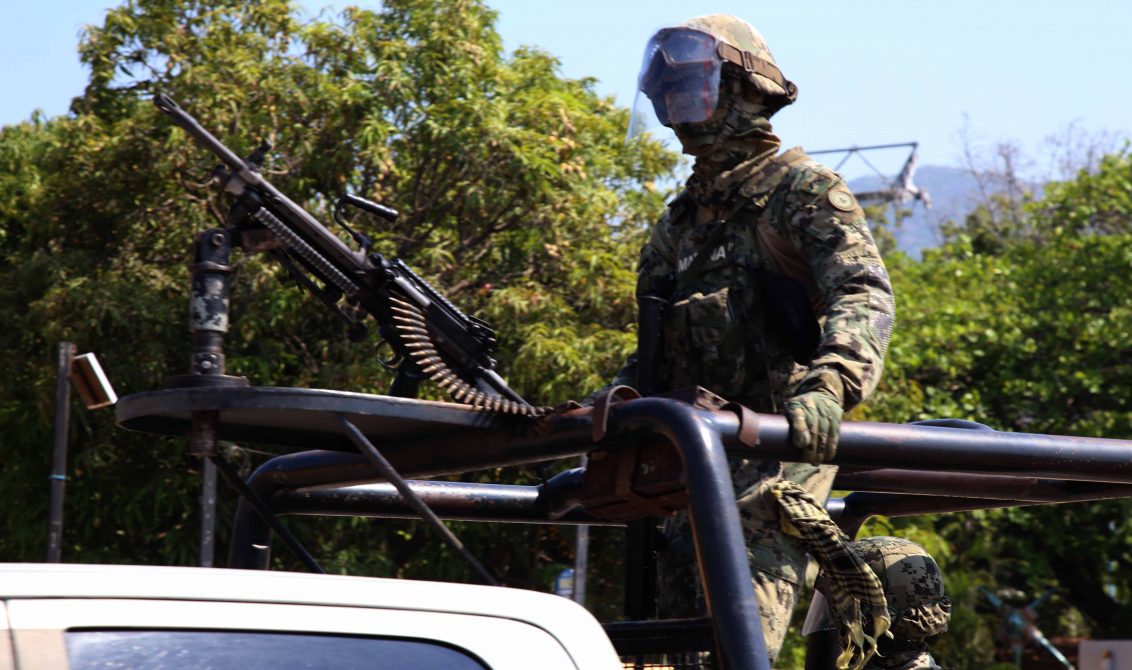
116, 224, 1132, 669
115, 384, 1132, 670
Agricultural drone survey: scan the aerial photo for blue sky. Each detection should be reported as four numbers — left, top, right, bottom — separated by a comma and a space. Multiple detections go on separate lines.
3, 1, 1130, 180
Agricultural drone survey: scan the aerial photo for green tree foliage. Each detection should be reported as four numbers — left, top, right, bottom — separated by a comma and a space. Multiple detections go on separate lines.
1038, 145, 1132, 236
859, 148, 1132, 663
0, 0, 677, 589
3, 0, 1131, 666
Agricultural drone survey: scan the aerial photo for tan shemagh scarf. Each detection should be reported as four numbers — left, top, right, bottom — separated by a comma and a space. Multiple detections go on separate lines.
768, 481, 891, 670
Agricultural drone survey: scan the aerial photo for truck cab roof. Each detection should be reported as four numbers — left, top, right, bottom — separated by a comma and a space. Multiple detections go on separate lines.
0, 563, 622, 670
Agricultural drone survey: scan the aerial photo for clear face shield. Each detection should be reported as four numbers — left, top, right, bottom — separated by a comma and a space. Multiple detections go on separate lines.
626, 27, 725, 143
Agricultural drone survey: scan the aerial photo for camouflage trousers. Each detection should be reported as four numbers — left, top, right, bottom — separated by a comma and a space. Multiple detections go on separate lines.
656, 457, 837, 665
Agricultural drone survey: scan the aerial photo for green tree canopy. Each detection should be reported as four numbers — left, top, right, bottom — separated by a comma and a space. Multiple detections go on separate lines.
860, 148, 1132, 659
0, 0, 677, 589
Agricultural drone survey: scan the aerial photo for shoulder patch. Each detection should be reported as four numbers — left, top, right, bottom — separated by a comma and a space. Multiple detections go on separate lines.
828, 188, 856, 212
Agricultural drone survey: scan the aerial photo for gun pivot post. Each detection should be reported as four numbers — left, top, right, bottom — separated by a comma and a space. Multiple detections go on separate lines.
167, 227, 249, 390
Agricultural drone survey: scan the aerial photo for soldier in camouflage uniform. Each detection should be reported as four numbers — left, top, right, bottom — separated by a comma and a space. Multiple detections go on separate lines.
617, 14, 896, 663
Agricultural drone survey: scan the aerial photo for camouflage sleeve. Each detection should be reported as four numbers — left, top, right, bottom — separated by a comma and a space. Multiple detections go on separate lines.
777, 166, 895, 410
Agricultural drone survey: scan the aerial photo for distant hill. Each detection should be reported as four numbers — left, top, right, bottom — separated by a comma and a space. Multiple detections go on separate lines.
849, 165, 984, 257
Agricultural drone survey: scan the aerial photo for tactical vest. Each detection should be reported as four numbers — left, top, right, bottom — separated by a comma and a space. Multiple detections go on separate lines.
655, 147, 823, 408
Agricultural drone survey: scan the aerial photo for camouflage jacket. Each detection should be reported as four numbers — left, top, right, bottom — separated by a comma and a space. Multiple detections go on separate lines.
625, 148, 894, 412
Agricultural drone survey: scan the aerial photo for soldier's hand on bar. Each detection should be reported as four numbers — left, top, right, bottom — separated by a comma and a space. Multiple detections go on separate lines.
784, 389, 842, 465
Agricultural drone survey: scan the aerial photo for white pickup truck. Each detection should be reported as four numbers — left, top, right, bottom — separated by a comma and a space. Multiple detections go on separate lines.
0, 563, 622, 670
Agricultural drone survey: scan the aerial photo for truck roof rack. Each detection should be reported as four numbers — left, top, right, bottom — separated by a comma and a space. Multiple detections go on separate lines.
117, 382, 1132, 670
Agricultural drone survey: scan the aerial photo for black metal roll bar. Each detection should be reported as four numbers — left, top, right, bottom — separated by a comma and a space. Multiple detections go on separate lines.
115, 386, 1132, 670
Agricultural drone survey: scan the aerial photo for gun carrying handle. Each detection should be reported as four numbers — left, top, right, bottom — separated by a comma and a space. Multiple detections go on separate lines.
339, 193, 400, 224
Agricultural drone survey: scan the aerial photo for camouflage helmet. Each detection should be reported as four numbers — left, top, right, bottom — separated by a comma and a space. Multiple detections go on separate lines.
677, 14, 797, 105
849, 537, 952, 640
628, 14, 797, 140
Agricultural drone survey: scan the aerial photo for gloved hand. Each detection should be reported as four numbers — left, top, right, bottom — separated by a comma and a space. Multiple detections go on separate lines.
784, 390, 842, 465
784, 387, 843, 466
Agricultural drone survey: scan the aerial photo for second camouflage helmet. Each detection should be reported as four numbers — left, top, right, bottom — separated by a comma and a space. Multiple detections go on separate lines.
849, 536, 952, 640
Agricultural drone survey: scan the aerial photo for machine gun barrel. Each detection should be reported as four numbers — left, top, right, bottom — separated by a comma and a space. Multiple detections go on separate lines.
154, 94, 363, 274
154, 94, 537, 414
